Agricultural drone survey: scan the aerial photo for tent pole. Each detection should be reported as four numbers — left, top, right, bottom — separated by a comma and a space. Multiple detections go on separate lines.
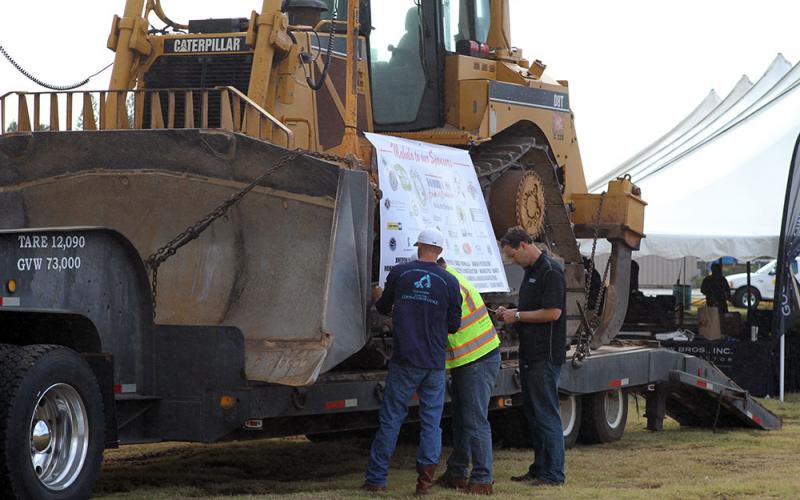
746, 261, 752, 326
780, 334, 785, 401
683, 257, 686, 287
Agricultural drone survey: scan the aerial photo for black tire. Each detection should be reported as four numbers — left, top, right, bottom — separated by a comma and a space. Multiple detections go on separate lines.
0, 345, 105, 500
560, 394, 582, 449
396, 421, 422, 445
578, 389, 628, 444
305, 428, 374, 442
489, 407, 531, 448
305, 432, 342, 443
489, 396, 581, 449
733, 286, 761, 308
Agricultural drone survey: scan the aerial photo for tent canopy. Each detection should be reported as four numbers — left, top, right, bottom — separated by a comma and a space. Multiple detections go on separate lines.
579, 234, 779, 261
584, 54, 800, 260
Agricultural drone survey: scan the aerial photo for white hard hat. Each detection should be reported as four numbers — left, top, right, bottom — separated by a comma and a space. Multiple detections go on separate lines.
414, 228, 444, 248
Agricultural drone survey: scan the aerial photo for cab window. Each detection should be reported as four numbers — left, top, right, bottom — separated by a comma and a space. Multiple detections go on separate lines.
441, 0, 491, 52
368, 1, 427, 125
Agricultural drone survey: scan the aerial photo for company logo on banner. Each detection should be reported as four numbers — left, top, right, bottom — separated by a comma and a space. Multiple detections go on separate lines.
365, 133, 509, 293
775, 134, 800, 337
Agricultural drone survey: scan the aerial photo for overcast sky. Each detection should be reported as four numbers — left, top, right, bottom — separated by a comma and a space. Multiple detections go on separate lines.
1, 0, 798, 184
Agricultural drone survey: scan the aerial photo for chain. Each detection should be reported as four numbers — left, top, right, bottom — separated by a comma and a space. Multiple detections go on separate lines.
572, 191, 606, 366
0, 43, 113, 91
145, 148, 360, 317
593, 252, 612, 328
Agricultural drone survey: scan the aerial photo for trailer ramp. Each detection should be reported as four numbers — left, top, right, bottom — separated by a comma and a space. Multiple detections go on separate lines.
559, 345, 781, 431
660, 366, 781, 431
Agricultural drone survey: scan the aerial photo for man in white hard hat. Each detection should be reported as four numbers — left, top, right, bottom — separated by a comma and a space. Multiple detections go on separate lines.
363, 228, 462, 496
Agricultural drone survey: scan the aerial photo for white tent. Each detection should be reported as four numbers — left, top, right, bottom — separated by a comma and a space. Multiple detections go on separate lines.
583, 55, 800, 401
582, 53, 800, 261
582, 234, 780, 262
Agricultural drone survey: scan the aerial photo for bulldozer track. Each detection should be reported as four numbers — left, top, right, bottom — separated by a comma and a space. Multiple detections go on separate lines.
470, 134, 580, 263
470, 131, 585, 339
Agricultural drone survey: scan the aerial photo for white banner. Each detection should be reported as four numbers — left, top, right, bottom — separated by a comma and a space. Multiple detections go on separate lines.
366, 133, 509, 293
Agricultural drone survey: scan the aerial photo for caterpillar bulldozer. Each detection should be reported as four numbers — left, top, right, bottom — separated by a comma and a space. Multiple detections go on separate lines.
0, 1, 717, 498
0, 0, 645, 386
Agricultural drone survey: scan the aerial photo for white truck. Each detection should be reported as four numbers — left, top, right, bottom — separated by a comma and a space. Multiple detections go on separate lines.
727, 257, 800, 307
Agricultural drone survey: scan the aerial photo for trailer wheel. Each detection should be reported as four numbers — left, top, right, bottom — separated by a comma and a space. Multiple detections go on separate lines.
579, 389, 628, 444
0, 345, 105, 499
490, 397, 581, 450
305, 432, 345, 443
489, 407, 530, 448
305, 428, 376, 443
560, 394, 581, 449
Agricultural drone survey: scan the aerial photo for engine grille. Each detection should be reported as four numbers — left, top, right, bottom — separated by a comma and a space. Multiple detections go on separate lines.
143, 54, 253, 128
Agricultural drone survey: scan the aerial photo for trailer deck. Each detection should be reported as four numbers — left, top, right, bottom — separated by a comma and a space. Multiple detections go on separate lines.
176, 341, 780, 444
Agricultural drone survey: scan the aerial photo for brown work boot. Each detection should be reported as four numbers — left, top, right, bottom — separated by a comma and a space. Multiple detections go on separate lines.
360, 482, 387, 492
415, 462, 437, 496
435, 473, 468, 490
465, 482, 494, 495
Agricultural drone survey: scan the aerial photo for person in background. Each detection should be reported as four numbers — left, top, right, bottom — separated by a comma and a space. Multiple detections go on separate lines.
362, 228, 462, 496
434, 257, 501, 495
496, 227, 566, 487
701, 262, 731, 313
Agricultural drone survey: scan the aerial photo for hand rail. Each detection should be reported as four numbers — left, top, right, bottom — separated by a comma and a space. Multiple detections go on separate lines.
216, 86, 294, 149
0, 88, 294, 149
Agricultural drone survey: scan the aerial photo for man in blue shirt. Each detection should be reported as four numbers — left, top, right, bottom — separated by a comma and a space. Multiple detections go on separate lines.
363, 228, 462, 495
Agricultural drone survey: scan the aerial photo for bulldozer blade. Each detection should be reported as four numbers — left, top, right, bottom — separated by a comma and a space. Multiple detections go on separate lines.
590, 239, 633, 349
0, 129, 375, 386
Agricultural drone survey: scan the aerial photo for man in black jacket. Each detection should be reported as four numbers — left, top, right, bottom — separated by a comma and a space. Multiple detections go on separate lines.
496, 227, 566, 487
701, 262, 730, 313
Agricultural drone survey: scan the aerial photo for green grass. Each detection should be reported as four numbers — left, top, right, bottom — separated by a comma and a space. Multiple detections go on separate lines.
94, 394, 800, 499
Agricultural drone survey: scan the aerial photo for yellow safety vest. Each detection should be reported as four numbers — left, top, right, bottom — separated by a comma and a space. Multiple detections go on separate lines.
445, 267, 500, 369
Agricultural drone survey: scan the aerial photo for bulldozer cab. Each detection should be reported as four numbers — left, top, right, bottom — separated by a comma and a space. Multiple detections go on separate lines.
366, 1, 444, 131
317, 0, 490, 132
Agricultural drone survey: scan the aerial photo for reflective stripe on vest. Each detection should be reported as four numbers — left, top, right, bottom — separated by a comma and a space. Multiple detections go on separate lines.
445, 267, 500, 369
446, 324, 497, 362
461, 305, 488, 330
461, 285, 477, 312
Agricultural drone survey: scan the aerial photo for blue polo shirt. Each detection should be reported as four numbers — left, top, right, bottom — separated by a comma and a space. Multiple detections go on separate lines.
376, 260, 462, 369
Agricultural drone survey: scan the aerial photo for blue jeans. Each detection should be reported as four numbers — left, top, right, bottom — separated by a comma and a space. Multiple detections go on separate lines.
445, 348, 501, 484
521, 360, 565, 484
365, 362, 446, 486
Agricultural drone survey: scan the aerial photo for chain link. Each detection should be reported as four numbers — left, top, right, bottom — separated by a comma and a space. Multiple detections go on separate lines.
572, 191, 607, 366
0, 43, 113, 91
145, 147, 360, 317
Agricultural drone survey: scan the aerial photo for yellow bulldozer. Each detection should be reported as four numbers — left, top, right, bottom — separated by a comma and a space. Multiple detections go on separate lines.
2, 3, 787, 499
0, 0, 645, 385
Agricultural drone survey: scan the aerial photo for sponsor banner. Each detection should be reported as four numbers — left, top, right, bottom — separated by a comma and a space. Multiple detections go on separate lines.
775, 134, 800, 337
164, 36, 249, 54
365, 133, 509, 293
